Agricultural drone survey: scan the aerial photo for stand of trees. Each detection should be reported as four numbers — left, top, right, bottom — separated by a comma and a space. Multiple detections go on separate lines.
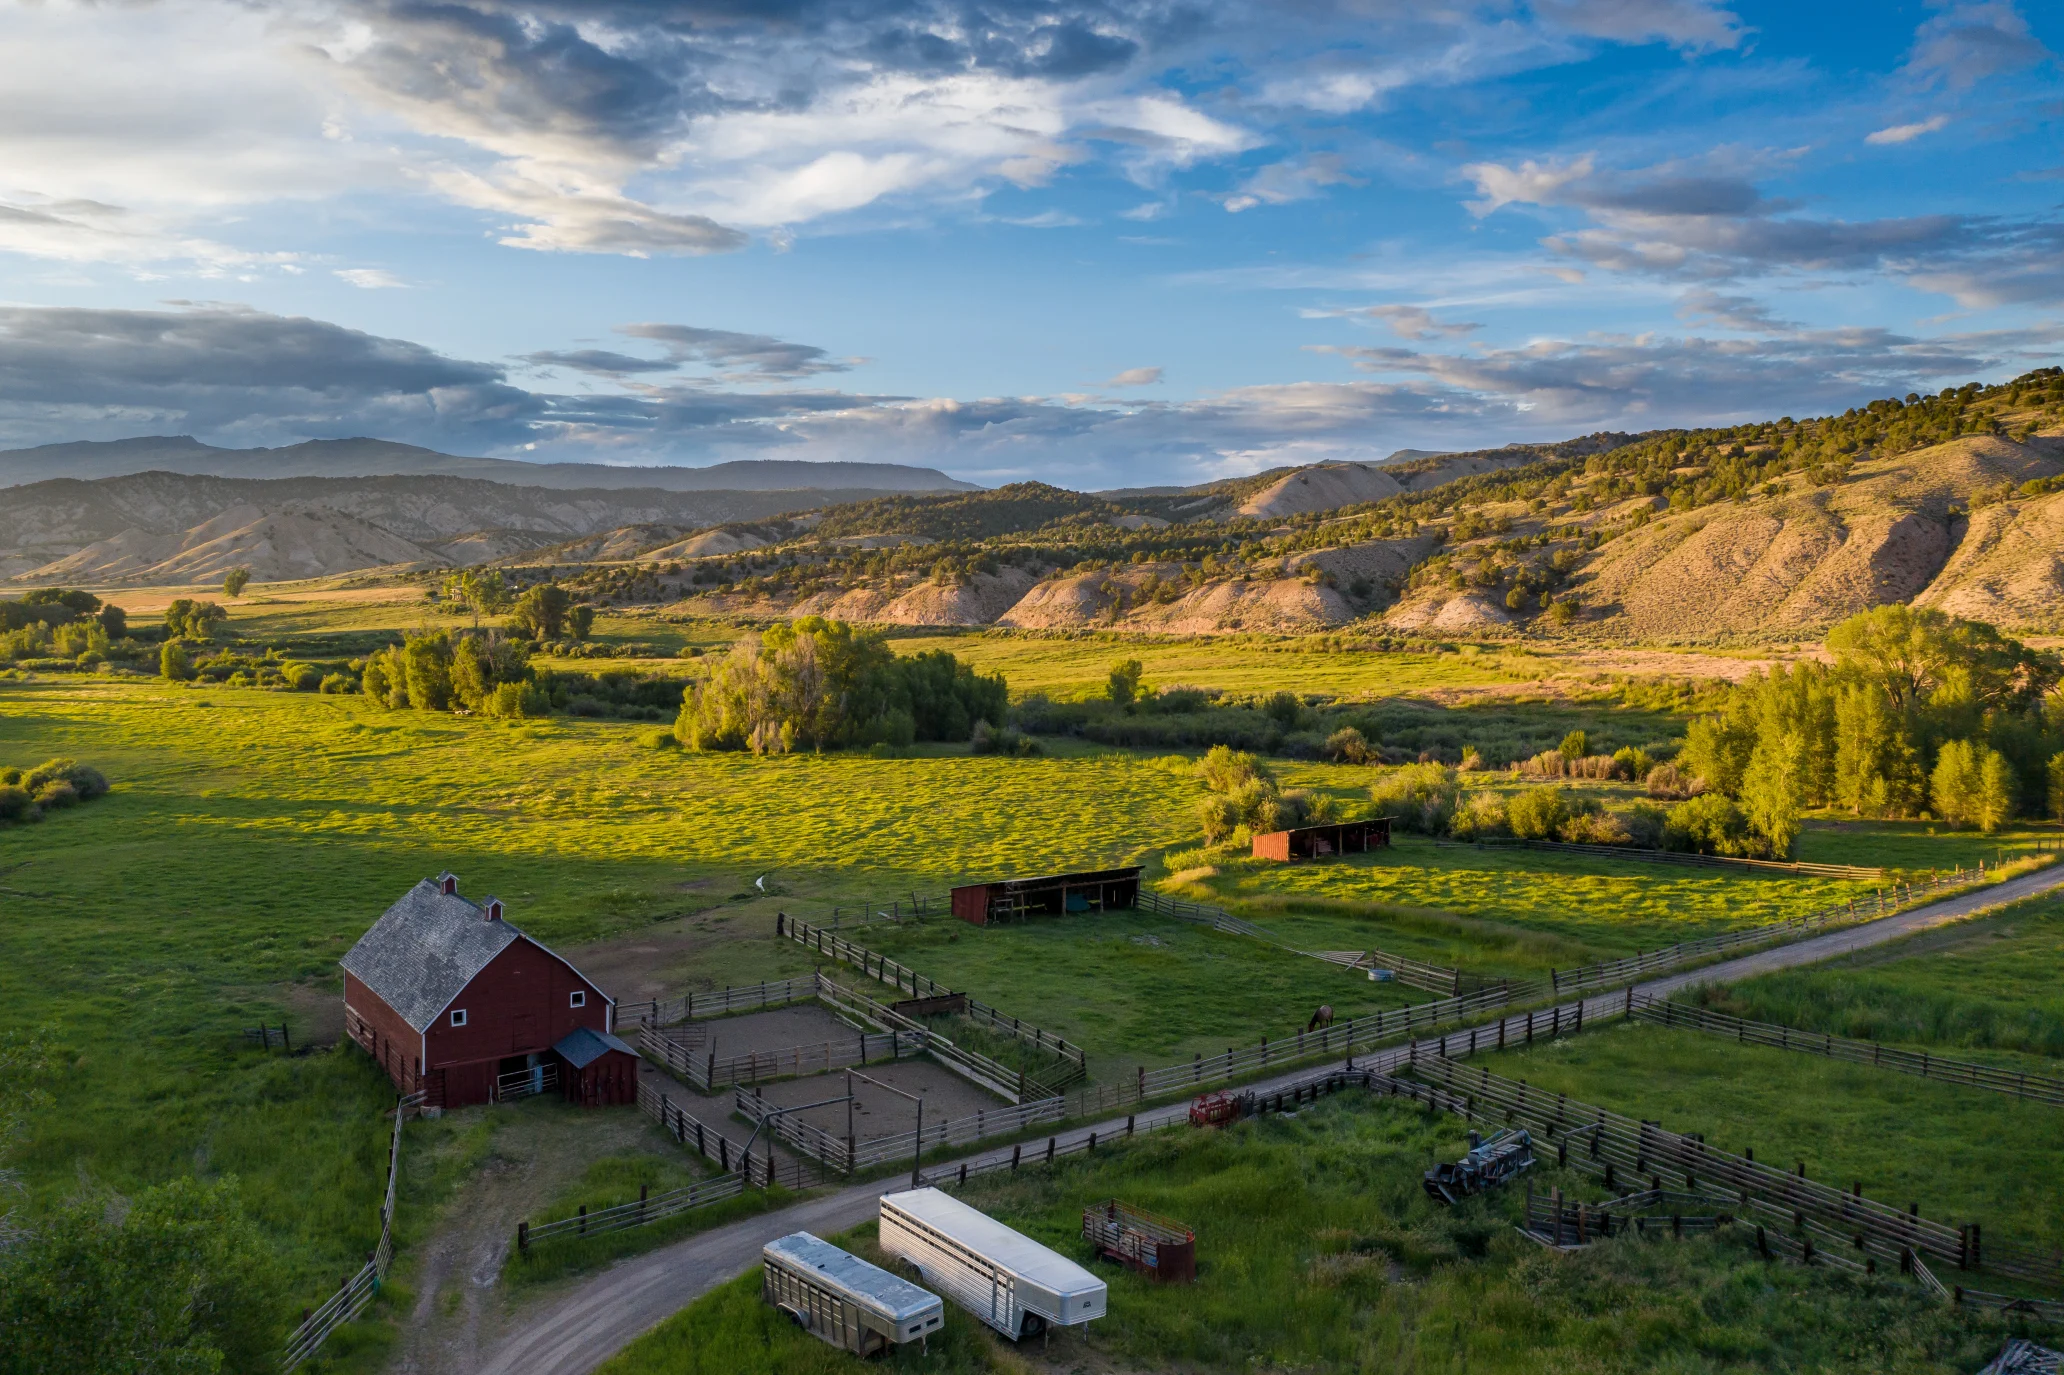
361, 630, 545, 716
676, 617, 1006, 753
1679, 606, 2062, 842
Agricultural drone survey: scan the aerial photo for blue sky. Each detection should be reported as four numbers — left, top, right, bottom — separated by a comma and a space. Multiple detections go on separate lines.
0, 0, 2057, 487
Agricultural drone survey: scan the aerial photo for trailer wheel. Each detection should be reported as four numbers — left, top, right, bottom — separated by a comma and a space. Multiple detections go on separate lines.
1018, 1314, 1046, 1340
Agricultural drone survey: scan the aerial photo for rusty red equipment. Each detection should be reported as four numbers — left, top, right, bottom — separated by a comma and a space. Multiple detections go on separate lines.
1082, 1200, 1196, 1283
1188, 1091, 1241, 1128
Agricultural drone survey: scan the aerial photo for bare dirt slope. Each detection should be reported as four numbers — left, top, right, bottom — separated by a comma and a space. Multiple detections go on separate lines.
1574, 436, 2062, 638
1915, 489, 2064, 631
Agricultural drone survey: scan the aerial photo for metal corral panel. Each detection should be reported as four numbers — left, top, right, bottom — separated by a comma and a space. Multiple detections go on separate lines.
762, 1232, 943, 1353
879, 1188, 1106, 1339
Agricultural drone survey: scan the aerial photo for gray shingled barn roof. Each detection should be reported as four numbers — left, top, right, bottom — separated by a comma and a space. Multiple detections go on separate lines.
341, 878, 521, 1032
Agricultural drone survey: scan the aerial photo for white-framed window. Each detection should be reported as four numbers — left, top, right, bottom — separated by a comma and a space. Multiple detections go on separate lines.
450, 1009, 468, 1027
569, 991, 587, 1008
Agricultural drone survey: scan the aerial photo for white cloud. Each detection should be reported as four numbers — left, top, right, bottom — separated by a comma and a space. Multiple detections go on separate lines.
335, 267, 406, 288
1866, 114, 1950, 145
1103, 367, 1163, 387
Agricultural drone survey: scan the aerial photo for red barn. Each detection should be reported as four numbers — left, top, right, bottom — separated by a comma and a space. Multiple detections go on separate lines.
341, 872, 632, 1108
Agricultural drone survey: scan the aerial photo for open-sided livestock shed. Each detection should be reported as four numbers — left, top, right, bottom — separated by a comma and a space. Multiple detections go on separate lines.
341, 872, 628, 1108
1251, 817, 1391, 862
950, 866, 1142, 925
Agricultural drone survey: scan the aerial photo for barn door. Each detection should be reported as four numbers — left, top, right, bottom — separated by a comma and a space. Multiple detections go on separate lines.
510, 1011, 538, 1052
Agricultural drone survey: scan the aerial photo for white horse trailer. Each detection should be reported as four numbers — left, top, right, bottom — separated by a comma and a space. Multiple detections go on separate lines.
878, 1188, 1107, 1341
762, 1232, 944, 1356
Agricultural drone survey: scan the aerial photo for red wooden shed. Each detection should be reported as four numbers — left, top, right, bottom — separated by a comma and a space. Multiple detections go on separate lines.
551, 1026, 641, 1107
1250, 817, 1391, 862
949, 866, 1142, 925
341, 872, 631, 1109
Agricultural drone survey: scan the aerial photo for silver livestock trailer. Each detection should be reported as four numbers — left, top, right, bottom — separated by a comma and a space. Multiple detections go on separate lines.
762, 1231, 944, 1356
878, 1188, 1107, 1341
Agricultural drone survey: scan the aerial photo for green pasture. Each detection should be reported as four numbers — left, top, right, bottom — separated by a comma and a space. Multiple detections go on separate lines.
1480, 1022, 2064, 1255
882, 631, 1531, 700
1173, 834, 1879, 976
601, 1093, 2015, 1375
842, 909, 1418, 1077
1688, 890, 2064, 1062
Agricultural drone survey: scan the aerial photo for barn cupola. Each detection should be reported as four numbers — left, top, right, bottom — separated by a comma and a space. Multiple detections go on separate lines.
484, 896, 504, 922
437, 871, 459, 895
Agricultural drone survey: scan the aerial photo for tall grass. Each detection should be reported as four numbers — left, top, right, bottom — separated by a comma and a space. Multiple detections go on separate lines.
1486, 1022, 2064, 1251
1689, 892, 2064, 1059
602, 1095, 2014, 1375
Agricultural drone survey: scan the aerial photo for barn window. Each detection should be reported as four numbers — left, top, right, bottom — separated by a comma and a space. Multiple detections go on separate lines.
569, 991, 586, 1009
450, 1009, 468, 1027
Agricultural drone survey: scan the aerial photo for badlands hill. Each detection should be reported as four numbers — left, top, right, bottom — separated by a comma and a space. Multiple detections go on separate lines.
599, 373, 2064, 641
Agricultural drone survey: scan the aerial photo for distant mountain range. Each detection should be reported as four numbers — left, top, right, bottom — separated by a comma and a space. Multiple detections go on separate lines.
0, 472, 921, 584
0, 435, 979, 494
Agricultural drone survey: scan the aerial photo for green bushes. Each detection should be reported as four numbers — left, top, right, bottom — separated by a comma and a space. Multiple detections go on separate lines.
676, 618, 1004, 754
1504, 785, 1567, 840
0, 758, 111, 825
969, 721, 1041, 756
1193, 745, 1335, 843
1368, 762, 1459, 834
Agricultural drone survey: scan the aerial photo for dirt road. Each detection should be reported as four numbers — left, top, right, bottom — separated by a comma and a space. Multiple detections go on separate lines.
465, 862, 2064, 1375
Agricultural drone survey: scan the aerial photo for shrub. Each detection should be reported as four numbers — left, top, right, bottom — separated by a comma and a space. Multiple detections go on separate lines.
970, 721, 1042, 757
1448, 790, 1509, 840
1324, 726, 1376, 764
1558, 730, 1588, 761
484, 681, 551, 719
159, 641, 195, 682
32, 780, 77, 810
317, 673, 355, 695
1558, 807, 1632, 846
0, 784, 33, 823
1506, 786, 1569, 840
1196, 745, 1272, 795
1610, 745, 1652, 780
24, 758, 108, 800
1663, 793, 1767, 858
1458, 747, 1485, 772
1107, 658, 1143, 705
1644, 762, 1702, 799
1369, 763, 1459, 834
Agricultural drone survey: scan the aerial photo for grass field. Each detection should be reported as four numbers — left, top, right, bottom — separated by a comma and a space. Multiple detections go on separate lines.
842, 909, 1419, 1076
599, 1093, 2018, 1375
1478, 1022, 2064, 1255
1688, 890, 2064, 1062
1173, 834, 1880, 975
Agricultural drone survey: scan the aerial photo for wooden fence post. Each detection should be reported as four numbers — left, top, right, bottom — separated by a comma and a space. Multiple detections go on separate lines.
517, 1221, 528, 1254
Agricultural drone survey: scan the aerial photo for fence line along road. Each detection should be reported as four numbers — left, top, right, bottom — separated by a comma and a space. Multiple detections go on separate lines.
518, 1174, 747, 1253
1456, 836, 1887, 880
282, 1092, 421, 1372
1393, 1053, 2058, 1288
1631, 994, 2064, 1107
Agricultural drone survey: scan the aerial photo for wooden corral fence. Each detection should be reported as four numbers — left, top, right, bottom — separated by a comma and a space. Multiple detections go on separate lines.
1632, 995, 2064, 1106
733, 1083, 1065, 1174
822, 892, 949, 927
1457, 837, 1887, 880
1396, 1054, 2064, 1290
617, 976, 819, 1029
814, 975, 1075, 1101
516, 1173, 746, 1254
281, 1092, 422, 1372
637, 1077, 822, 1190
640, 1020, 925, 1093
1065, 983, 1524, 1119
1141, 889, 1481, 995
780, 916, 1089, 1090
1543, 869, 1970, 998
242, 1023, 292, 1051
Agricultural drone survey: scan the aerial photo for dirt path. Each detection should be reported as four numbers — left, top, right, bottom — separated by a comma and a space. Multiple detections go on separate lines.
458, 864, 2064, 1375
390, 1107, 688, 1375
